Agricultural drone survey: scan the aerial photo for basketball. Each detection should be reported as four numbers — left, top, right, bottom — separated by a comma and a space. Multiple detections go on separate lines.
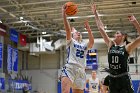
64, 2, 78, 16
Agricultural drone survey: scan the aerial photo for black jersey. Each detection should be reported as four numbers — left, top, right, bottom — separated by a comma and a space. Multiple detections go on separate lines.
108, 45, 129, 75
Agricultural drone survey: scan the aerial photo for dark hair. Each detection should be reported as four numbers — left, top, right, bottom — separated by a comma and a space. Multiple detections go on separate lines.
120, 31, 130, 44
124, 35, 130, 44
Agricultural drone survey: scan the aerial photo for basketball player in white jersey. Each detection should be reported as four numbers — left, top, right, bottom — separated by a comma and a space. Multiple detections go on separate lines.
86, 71, 104, 93
61, 5, 94, 93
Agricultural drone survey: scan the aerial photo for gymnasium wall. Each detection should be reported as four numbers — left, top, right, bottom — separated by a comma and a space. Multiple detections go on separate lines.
20, 51, 62, 92
18, 51, 61, 70
22, 69, 58, 93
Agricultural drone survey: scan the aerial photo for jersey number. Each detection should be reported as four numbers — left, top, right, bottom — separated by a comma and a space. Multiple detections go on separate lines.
112, 56, 119, 63
76, 49, 84, 58
92, 85, 97, 89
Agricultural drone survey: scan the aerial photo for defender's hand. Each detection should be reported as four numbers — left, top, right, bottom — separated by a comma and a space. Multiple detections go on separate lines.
128, 15, 136, 22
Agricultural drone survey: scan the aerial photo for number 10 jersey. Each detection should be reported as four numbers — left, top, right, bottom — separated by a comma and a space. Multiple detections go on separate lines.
108, 45, 129, 75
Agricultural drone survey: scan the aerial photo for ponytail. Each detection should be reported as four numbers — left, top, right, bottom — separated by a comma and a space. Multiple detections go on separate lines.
124, 34, 130, 45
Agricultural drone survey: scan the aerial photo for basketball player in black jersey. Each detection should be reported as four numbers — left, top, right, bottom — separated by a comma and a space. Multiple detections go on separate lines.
91, 3, 140, 93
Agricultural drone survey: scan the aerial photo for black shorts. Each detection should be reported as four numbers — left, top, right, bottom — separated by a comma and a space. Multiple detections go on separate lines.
109, 74, 134, 93
103, 75, 110, 86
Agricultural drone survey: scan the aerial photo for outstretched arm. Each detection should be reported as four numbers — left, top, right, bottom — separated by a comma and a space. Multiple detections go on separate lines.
126, 37, 140, 54
62, 5, 72, 41
91, 3, 111, 47
84, 20, 94, 49
128, 15, 140, 35
126, 16, 140, 54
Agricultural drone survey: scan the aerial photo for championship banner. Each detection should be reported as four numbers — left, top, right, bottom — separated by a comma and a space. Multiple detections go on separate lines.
0, 43, 3, 68
10, 28, 18, 43
12, 48, 18, 73
7, 45, 12, 73
10, 80, 32, 90
0, 77, 5, 90
19, 33, 27, 46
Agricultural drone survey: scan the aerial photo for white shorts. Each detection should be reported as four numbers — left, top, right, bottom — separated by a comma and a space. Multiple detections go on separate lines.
89, 91, 99, 93
61, 64, 86, 90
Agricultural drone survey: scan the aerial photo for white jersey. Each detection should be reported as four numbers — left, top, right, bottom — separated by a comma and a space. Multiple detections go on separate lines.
89, 77, 100, 93
66, 38, 88, 68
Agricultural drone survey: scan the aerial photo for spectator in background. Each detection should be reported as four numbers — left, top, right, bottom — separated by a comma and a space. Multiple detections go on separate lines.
85, 71, 103, 93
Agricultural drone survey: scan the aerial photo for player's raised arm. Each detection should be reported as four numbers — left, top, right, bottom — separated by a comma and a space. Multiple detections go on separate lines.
126, 36, 140, 54
128, 15, 140, 35
126, 16, 140, 54
84, 20, 94, 49
91, 3, 111, 47
62, 5, 72, 41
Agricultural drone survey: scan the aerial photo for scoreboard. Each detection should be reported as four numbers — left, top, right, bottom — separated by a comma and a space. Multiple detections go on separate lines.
86, 49, 98, 70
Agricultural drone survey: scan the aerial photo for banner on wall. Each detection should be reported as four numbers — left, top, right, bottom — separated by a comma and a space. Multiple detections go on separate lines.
9, 80, 32, 90
0, 23, 7, 36
12, 48, 18, 73
86, 49, 98, 70
0, 77, 5, 90
19, 33, 27, 46
7, 45, 18, 73
132, 80, 140, 93
10, 28, 18, 43
7, 45, 12, 73
0, 43, 3, 68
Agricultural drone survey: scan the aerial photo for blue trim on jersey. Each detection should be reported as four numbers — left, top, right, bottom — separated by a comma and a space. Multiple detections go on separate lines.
62, 67, 69, 78
66, 46, 70, 63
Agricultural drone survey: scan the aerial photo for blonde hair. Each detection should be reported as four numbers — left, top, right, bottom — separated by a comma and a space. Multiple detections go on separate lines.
92, 70, 97, 73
